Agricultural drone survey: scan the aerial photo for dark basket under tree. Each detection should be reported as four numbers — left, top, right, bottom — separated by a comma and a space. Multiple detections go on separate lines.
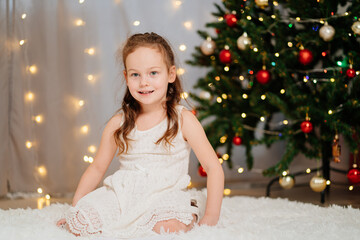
187, 0, 360, 196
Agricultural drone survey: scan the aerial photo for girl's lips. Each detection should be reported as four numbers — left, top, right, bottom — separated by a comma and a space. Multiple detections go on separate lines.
138, 90, 154, 94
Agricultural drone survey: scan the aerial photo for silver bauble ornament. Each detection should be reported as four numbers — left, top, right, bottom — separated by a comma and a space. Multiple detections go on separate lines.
237, 32, 251, 50
199, 91, 211, 100
255, 0, 269, 8
319, 22, 335, 42
309, 176, 327, 192
351, 21, 360, 35
200, 38, 215, 56
279, 176, 295, 189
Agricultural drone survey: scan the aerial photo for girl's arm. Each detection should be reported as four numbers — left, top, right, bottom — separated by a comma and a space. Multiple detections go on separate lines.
181, 109, 225, 226
71, 114, 121, 206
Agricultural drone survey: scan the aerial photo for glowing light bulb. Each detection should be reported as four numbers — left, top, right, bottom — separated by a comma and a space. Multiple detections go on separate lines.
37, 188, 43, 194
21, 13, 27, 19
241, 113, 246, 118
37, 166, 47, 176
19, 40, 25, 46
79, 0, 85, 3
260, 116, 265, 122
222, 154, 229, 160
174, 0, 182, 7
239, 75, 244, 80
78, 100, 84, 107
75, 19, 85, 26
275, 53, 280, 57
280, 89, 285, 94
219, 158, 224, 164
326, 180, 331, 185
85, 48, 95, 55
224, 189, 231, 195
220, 135, 227, 143
45, 194, 51, 200
238, 168, 244, 173
26, 141, 32, 149
283, 120, 288, 125
180, 92, 189, 99
282, 171, 288, 176
222, 94, 227, 99
261, 95, 266, 100
253, 48, 259, 52
179, 44, 187, 51
183, 21, 192, 29
133, 20, 140, 26
88, 157, 94, 163
306, 168, 311, 173
34, 115, 43, 123
28, 65, 38, 74
177, 68, 185, 75
224, 66, 229, 71
217, 97, 222, 103
242, 94, 248, 99
81, 125, 89, 134
83, 155, 89, 162
287, 42, 293, 47
247, 16, 252, 20
88, 145, 97, 153
328, 110, 333, 115
349, 186, 354, 191
26, 92, 34, 101
87, 74, 94, 81
215, 76, 220, 81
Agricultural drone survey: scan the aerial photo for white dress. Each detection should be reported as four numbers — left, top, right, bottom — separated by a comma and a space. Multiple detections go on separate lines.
65, 105, 199, 238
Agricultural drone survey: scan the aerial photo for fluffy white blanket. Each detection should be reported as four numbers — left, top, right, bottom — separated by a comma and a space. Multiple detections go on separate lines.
0, 195, 359, 240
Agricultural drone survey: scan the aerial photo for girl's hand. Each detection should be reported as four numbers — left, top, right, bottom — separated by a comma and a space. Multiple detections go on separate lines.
198, 215, 218, 226
56, 218, 66, 227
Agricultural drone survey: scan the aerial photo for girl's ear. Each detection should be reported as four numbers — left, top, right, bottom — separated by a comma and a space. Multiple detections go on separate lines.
168, 66, 176, 83
123, 70, 128, 83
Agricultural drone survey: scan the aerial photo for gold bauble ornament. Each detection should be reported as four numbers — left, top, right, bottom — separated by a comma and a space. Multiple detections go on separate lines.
351, 21, 360, 35
255, 0, 269, 8
309, 176, 327, 192
279, 176, 295, 189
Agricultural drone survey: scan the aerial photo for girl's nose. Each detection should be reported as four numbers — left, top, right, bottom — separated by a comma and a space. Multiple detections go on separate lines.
140, 76, 149, 86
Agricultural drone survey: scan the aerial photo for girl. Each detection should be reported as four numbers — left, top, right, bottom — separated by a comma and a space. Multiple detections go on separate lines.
57, 32, 224, 238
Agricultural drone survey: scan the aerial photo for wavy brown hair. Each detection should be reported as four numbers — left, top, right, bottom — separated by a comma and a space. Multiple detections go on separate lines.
114, 32, 183, 155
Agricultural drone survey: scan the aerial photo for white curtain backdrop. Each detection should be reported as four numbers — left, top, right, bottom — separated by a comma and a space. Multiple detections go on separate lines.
2, 0, 349, 197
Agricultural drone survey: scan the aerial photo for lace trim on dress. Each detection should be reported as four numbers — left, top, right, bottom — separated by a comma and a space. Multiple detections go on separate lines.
66, 203, 103, 236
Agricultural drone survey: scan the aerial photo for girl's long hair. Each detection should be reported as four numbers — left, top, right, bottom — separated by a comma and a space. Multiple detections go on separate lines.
114, 32, 183, 155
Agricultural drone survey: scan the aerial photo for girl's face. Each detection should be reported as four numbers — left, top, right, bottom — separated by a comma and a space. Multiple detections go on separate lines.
124, 47, 176, 109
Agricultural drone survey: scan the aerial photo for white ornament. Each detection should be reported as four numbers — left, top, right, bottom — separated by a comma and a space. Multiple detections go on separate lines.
319, 22, 335, 42
255, 0, 269, 8
237, 32, 251, 50
200, 38, 216, 56
199, 91, 211, 100
351, 21, 360, 35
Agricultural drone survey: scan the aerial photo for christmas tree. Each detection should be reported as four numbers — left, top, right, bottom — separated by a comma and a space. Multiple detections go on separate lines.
187, 0, 360, 187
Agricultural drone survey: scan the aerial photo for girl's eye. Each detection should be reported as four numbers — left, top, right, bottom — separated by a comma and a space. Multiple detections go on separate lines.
131, 73, 139, 77
150, 71, 158, 76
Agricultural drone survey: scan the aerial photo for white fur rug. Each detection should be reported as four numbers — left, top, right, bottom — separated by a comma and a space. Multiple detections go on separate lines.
0, 194, 359, 240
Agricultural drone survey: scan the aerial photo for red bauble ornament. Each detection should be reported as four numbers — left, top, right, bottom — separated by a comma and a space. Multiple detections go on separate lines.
198, 165, 207, 177
347, 168, 360, 184
299, 49, 313, 65
346, 68, 356, 78
225, 14, 237, 27
232, 136, 242, 145
256, 70, 271, 84
215, 29, 220, 34
219, 49, 232, 64
300, 120, 313, 133
191, 109, 197, 115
